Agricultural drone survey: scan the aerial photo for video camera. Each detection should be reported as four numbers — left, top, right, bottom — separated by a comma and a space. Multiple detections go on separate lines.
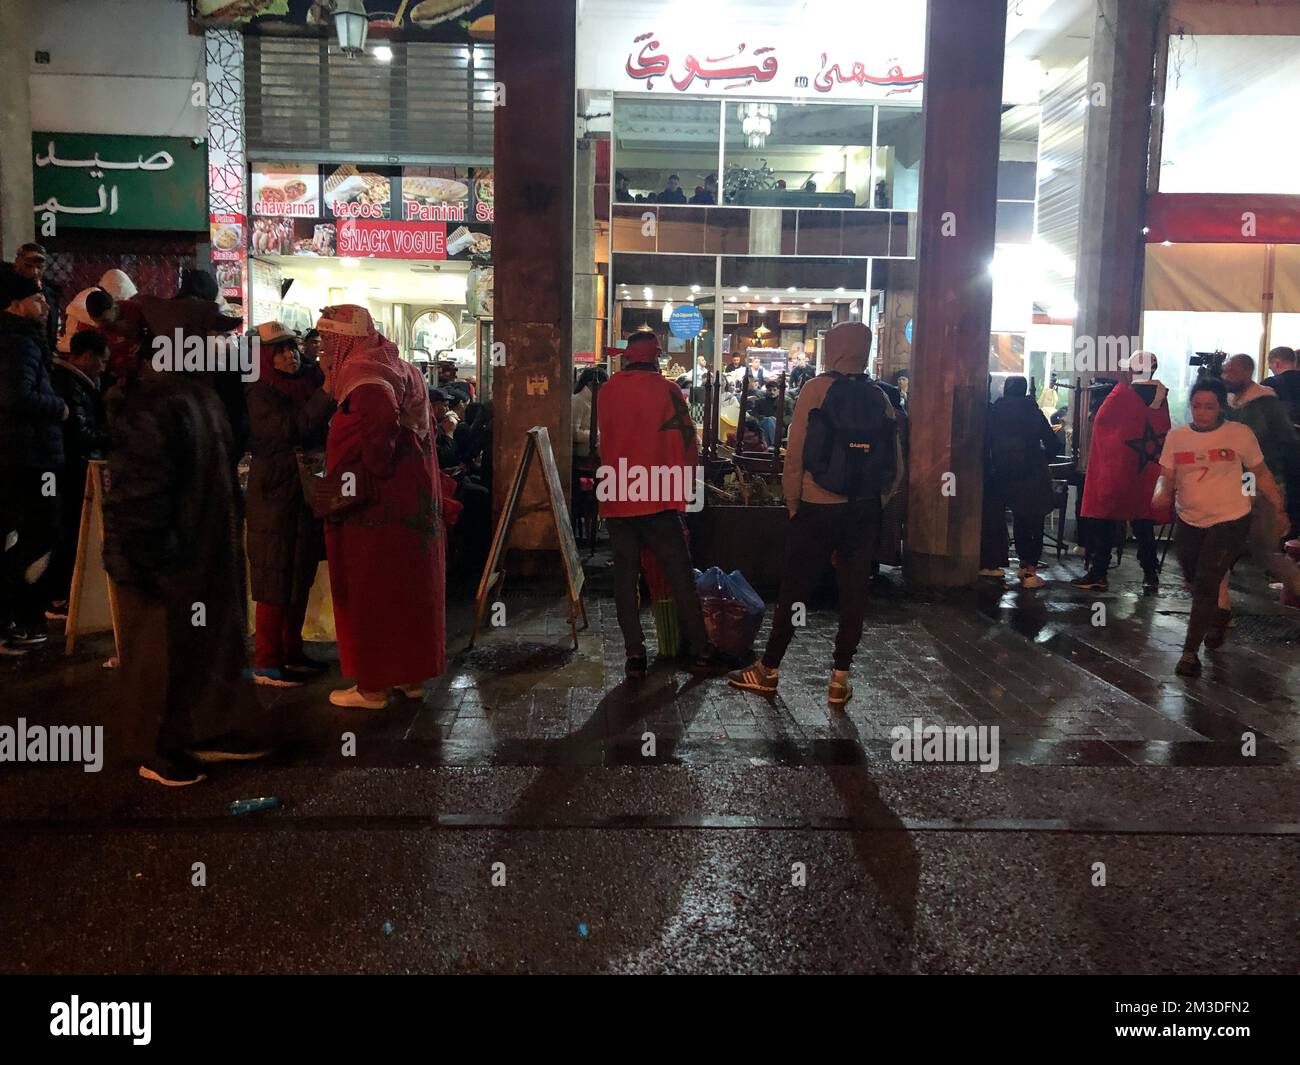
1189, 350, 1227, 377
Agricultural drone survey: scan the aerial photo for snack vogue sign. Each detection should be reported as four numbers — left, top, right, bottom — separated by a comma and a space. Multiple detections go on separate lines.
31, 133, 208, 231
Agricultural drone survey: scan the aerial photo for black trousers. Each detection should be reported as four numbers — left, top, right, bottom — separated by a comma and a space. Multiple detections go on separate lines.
0, 469, 60, 629
1174, 514, 1250, 654
1086, 518, 1158, 576
980, 491, 1047, 569
763, 498, 882, 672
607, 510, 709, 659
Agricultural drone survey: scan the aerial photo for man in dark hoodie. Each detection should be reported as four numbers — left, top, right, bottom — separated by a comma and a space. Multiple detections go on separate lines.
979, 376, 1059, 588
0, 274, 68, 649
728, 322, 901, 707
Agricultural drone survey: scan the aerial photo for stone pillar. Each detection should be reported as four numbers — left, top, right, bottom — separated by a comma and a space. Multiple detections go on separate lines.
1073, 0, 1163, 467
492, 0, 576, 560
572, 137, 600, 358
0, 0, 34, 259
903, 0, 1007, 587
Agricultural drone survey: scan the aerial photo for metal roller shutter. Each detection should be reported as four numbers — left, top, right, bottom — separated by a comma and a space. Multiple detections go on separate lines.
244, 37, 494, 163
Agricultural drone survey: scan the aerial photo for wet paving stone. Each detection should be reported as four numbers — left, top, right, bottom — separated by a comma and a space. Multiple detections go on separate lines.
2, 553, 1297, 972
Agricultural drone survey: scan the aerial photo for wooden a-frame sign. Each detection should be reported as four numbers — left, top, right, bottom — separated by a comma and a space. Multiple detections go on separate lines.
470, 426, 589, 650
65, 460, 122, 660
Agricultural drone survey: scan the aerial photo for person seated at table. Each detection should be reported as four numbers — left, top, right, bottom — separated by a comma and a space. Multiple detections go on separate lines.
614, 172, 633, 203
747, 356, 767, 386
659, 174, 688, 204
752, 379, 796, 447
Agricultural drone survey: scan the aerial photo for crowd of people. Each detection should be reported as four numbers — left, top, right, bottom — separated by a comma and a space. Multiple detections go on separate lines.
0, 248, 472, 785
979, 347, 1300, 677
615, 171, 719, 206
5, 238, 1299, 782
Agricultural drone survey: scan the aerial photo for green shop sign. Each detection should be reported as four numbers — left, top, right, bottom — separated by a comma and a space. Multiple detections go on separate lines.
32, 133, 208, 231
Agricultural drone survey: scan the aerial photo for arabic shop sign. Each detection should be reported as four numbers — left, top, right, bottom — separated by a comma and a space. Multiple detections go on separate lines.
577, 2, 925, 101
32, 133, 208, 231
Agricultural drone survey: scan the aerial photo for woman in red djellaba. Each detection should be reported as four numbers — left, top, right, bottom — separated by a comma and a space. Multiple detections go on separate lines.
315, 305, 448, 708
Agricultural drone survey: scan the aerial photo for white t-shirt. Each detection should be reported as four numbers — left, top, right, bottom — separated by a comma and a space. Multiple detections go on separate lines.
1159, 421, 1264, 528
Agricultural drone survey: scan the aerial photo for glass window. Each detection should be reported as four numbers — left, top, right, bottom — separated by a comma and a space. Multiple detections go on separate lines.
1161, 36, 1300, 194
1141, 311, 1267, 425
723, 103, 875, 208
873, 107, 923, 211
613, 99, 721, 206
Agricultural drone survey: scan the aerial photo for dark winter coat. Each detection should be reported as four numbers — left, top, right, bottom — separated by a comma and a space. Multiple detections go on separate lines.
50, 359, 108, 472
244, 381, 335, 606
103, 368, 261, 753
985, 394, 1058, 517
0, 311, 65, 471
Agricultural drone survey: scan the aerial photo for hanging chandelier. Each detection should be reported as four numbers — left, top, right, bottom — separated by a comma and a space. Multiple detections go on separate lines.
736, 102, 777, 149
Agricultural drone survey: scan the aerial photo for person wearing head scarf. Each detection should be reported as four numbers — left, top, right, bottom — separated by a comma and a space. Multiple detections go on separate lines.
244, 322, 337, 687
315, 305, 448, 707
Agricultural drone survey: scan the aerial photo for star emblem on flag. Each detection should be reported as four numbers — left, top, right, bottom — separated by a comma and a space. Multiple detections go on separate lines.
1123, 421, 1166, 473
660, 391, 697, 446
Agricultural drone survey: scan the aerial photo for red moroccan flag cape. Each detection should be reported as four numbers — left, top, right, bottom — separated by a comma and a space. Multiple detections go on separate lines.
1081, 381, 1173, 523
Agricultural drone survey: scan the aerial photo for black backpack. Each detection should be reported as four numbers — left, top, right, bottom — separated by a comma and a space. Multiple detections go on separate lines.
802, 373, 896, 498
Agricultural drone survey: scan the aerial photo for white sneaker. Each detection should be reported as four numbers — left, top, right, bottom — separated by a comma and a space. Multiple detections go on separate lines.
329, 685, 388, 709
1022, 573, 1046, 589
1071, 545, 1087, 557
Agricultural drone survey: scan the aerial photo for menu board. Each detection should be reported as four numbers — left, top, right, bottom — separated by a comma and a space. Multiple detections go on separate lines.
251, 164, 321, 218
210, 213, 244, 261
247, 161, 492, 262
323, 164, 398, 221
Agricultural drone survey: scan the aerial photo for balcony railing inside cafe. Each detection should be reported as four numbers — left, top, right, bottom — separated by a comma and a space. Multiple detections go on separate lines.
611, 202, 917, 259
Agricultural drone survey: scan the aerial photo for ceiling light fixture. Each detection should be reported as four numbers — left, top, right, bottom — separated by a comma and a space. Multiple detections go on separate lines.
327, 0, 369, 57
736, 102, 777, 149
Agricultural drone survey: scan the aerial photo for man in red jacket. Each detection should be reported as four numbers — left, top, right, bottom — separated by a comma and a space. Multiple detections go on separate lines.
597, 333, 722, 680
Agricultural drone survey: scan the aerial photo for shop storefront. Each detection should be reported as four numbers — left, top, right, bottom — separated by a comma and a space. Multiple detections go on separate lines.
576, 0, 926, 404
194, 0, 497, 388
240, 159, 494, 383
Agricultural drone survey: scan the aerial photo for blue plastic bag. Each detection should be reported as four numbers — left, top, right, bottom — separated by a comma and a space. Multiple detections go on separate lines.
694, 567, 766, 657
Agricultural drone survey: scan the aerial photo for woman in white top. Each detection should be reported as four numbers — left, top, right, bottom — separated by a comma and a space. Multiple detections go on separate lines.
1152, 377, 1285, 676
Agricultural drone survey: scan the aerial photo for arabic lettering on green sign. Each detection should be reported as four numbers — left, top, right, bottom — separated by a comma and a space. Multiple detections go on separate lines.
31, 133, 207, 231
